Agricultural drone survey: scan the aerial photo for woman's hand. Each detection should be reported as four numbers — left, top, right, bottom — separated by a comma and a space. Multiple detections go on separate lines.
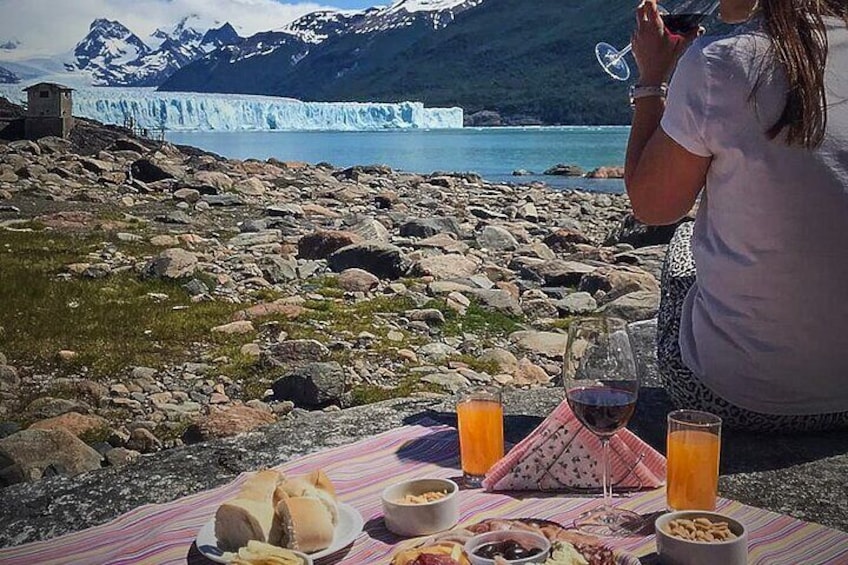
631, 0, 699, 85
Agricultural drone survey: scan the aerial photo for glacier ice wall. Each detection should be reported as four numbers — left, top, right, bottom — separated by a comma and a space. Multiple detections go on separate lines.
0, 86, 463, 131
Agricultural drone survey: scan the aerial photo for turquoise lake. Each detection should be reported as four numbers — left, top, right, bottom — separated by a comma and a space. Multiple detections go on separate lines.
167, 126, 630, 193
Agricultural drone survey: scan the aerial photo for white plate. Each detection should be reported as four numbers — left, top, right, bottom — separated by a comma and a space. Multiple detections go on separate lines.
196, 502, 364, 563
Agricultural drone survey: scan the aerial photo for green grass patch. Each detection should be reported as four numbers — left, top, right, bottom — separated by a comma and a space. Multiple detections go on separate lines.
349, 375, 446, 406
0, 228, 243, 378
426, 299, 524, 338
450, 354, 500, 375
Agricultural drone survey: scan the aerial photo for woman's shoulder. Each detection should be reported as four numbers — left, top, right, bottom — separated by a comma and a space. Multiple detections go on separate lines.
682, 18, 774, 85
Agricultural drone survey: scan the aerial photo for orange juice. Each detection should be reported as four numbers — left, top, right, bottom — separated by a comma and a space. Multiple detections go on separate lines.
457, 398, 504, 479
667, 429, 721, 510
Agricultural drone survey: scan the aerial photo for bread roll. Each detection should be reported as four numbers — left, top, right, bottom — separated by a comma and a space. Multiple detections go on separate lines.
275, 495, 335, 553
215, 470, 285, 551
274, 472, 338, 526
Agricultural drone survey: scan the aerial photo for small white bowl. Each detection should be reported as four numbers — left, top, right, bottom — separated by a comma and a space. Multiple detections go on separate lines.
655, 511, 748, 565
381, 478, 460, 537
464, 530, 551, 565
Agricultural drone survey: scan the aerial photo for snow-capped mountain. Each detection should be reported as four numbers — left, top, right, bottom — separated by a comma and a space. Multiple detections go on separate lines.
161, 0, 484, 92
65, 16, 240, 87
72, 18, 151, 83
0, 40, 20, 51
0, 65, 19, 84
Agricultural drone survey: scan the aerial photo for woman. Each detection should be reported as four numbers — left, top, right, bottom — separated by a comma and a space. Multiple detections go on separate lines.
624, 0, 848, 431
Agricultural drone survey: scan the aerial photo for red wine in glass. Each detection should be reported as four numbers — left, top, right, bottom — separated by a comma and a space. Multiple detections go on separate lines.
567, 386, 638, 437
662, 12, 708, 34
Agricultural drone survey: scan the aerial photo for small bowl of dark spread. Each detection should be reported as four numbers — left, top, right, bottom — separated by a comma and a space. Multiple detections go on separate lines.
464, 530, 551, 565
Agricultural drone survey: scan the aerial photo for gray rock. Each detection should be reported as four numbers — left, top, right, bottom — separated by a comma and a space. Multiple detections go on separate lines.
104, 447, 141, 468
556, 292, 598, 315
521, 298, 559, 320
130, 158, 180, 183
627, 318, 661, 387
544, 164, 584, 176
400, 218, 462, 238
228, 230, 281, 248
578, 265, 659, 303
149, 248, 197, 279
156, 211, 192, 225
351, 219, 391, 243
298, 230, 362, 260
263, 340, 330, 365
201, 194, 243, 207
337, 268, 379, 293
0, 366, 19, 392
259, 255, 297, 283
0, 423, 21, 439
600, 290, 659, 321
604, 213, 689, 248
193, 171, 233, 192
183, 278, 209, 297
328, 243, 411, 280
0, 428, 102, 485
468, 207, 508, 220
406, 309, 446, 325
271, 362, 346, 409
125, 428, 162, 454
478, 225, 519, 251
509, 330, 569, 359
23, 397, 91, 420
470, 289, 523, 317
173, 188, 201, 203
417, 343, 459, 365
420, 373, 470, 393
414, 254, 478, 280
521, 260, 596, 287
478, 348, 519, 374
266, 204, 304, 218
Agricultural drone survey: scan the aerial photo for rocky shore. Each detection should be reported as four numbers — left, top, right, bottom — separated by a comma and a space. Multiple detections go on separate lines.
0, 118, 685, 490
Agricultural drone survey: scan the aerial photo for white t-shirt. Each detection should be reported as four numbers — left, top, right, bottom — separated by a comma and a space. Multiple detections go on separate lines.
660, 16, 848, 415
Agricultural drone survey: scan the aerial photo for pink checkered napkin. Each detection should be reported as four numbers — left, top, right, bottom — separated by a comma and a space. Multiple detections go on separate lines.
483, 399, 666, 492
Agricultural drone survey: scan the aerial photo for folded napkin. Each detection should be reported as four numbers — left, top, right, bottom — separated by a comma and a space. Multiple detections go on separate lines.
483, 399, 666, 492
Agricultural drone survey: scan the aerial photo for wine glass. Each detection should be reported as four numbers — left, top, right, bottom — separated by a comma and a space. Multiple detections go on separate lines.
564, 317, 643, 536
596, 0, 721, 81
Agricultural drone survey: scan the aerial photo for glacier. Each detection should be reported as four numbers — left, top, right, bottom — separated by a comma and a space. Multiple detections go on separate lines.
0, 86, 463, 131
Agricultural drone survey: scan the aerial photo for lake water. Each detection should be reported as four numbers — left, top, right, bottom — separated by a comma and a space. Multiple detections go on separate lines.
167, 126, 629, 193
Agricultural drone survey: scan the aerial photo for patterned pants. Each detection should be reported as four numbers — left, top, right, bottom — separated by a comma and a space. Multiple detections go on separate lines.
657, 222, 848, 432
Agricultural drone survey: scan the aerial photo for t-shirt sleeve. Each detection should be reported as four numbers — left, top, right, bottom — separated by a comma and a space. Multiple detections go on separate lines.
660, 43, 712, 157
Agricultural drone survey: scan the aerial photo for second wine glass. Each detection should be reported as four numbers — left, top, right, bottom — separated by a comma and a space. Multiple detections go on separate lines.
564, 317, 643, 536
596, 0, 720, 81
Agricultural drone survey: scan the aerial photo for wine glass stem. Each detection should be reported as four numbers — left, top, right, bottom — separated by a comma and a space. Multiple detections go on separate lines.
608, 43, 633, 68
601, 437, 613, 507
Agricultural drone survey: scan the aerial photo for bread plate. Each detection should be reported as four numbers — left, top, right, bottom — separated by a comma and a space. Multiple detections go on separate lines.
197, 502, 364, 563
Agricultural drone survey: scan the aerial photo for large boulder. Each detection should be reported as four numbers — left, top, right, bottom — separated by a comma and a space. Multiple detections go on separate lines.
600, 290, 659, 321
337, 269, 379, 293
23, 397, 91, 420
29, 412, 109, 438
263, 340, 330, 366
400, 218, 462, 238
148, 248, 198, 279
328, 243, 411, 280
543, 229, 593, 252
298, 230, 363, 260
130, 158, 181, 183
543, 164, 584, 176
509, 331, 570, 359
477, 226, 519, 251
414, 254, 478, 280
578, 265, 659, 303
520, 260, 596, 287
192, 171, 233, 192
182, 405, 276, 444
0, 428, 102, 485
604, 213, 691, 248
271, 362, 346, 409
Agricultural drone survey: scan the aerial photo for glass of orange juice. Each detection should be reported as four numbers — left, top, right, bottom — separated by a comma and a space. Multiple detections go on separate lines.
666, 410, 722, 511
457, 387, 504, 488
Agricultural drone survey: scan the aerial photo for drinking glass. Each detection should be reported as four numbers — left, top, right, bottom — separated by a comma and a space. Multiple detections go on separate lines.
596, 0, 721, 81
666, 410, 722, 510
564, 317, 643, 536
457, 386, 504, 488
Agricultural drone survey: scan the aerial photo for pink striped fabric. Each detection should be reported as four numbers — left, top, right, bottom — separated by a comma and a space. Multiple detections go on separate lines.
483, 399, 666, 492
0, 423, 845, 564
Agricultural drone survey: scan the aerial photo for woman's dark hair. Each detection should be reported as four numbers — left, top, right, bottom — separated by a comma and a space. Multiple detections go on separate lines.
761, 0, 848, 147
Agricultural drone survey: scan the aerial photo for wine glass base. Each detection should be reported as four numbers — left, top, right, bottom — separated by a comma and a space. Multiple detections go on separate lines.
573, 506, 645, 537
595, 42, 631, 81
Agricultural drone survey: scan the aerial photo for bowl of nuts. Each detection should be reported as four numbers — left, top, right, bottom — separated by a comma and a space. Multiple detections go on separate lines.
655, 511, 748, 565
381, 478, 460, 537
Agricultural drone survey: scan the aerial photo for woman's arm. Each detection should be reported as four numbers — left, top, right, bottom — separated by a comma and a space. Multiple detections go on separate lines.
624, 0, 711, 226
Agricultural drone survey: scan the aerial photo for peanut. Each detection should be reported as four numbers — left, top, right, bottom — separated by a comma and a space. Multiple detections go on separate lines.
665, 516, 739, 543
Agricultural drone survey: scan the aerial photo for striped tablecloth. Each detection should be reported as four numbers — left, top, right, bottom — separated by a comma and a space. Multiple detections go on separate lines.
1, 423, 846, 564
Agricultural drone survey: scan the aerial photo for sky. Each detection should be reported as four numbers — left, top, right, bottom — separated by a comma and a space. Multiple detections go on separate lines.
0, 0, 383, 60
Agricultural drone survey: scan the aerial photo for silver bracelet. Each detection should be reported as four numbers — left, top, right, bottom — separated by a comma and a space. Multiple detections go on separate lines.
629, 83, 668, 107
